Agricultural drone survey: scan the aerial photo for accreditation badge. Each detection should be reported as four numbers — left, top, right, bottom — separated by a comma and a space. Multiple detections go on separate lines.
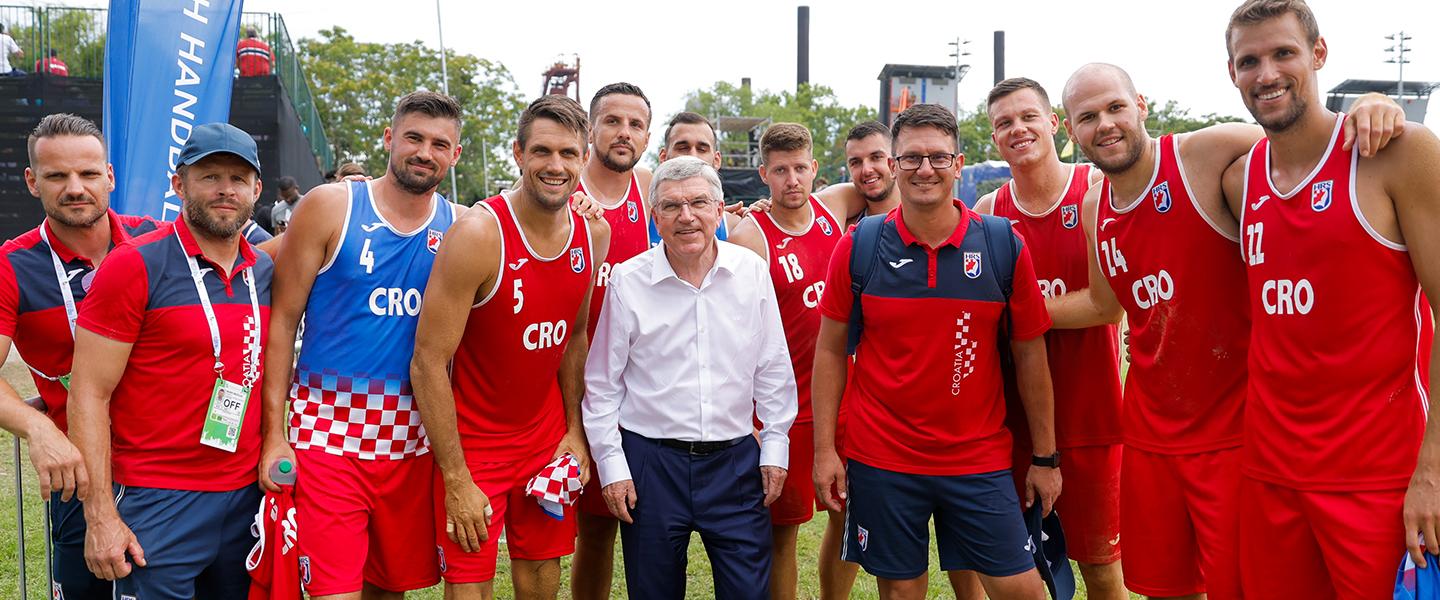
201, 378, 249, 452
58, 373, 71, 390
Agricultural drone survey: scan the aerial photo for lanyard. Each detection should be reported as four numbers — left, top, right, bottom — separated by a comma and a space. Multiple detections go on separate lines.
36, 223, 78, 338
29, 223, 79, 383
178, 230, 261, 388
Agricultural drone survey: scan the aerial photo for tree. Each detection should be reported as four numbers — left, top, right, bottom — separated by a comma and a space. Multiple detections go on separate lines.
1145, 98, 1246, 135
297, 27, 525, 204
955, 102, 1001, 164
679, 82, 876, 183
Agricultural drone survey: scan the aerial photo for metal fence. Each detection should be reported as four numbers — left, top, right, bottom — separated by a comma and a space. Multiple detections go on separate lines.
9, 396, 53, 597
0, 5, 41, 73
0, 5, 334, 171
242, 11, 335, 170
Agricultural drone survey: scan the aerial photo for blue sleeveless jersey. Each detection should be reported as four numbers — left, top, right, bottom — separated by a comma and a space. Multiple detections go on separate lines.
289, 180, 455, 459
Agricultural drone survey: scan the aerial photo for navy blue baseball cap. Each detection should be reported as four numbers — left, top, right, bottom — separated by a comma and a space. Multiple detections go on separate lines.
178, 123, 261, 175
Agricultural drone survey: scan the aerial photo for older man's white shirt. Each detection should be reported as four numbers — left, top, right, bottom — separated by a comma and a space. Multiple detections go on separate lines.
584, 240, 798, 487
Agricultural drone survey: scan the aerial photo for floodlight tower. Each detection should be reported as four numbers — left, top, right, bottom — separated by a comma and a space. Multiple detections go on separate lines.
1386, 31, 1412, 98
948, 37, 972, 83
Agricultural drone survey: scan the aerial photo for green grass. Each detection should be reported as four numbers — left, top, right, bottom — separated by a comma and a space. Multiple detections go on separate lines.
1, 359, 1140, 598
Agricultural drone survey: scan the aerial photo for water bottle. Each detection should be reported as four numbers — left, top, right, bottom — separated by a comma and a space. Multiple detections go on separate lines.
268, 457, 296, 486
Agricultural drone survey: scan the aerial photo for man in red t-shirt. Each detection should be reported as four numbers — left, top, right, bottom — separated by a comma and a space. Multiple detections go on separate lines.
729, 122, 845, 600
237, 28, 272, 77
68, 122, 270, 599
34, 49, 67, 76
1219, 2, 1440, 597
411, 95, 611, 600
812, 102, 1059, 600
0, 113, 159, 600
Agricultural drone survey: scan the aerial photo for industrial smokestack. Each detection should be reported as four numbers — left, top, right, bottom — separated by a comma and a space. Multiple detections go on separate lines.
993, 31, 1005, 84
798, 6, 810, 89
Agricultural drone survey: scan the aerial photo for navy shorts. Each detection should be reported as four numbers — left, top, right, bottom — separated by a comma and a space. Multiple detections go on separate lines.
51, 491, 110, 600
842, 460, 1033, 580
111, 483, 261, 600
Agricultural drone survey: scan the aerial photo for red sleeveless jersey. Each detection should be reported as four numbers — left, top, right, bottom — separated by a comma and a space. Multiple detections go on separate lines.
1240, 114, 1433, 490
1095, 134, 1248, 454
992, 165, 1122, 448
578, 174, 648, 340
748, 195, 844, 423
452, 194, 593, 462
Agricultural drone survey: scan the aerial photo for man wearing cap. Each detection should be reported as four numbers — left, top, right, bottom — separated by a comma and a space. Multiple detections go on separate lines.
68, 122, 271, 599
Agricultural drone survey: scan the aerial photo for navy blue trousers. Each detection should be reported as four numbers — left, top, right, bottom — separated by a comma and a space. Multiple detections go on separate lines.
618, 430, 773, 600
51, 491, 110, 600
111, 483, 261, 600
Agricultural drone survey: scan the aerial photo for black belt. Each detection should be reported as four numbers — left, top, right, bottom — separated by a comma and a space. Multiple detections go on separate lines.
632, 430, 749, 455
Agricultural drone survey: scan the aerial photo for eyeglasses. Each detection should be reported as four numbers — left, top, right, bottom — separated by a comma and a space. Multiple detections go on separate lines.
895, 153, 958, 171
657, 198, 716, 217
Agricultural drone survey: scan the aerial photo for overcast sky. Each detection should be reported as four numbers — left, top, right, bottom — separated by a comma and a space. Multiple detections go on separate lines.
56, 0, 1440, 154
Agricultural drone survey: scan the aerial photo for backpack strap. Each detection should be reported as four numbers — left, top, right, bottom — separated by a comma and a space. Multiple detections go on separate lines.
978, 213, 1017, 334
846, 214, 886, 355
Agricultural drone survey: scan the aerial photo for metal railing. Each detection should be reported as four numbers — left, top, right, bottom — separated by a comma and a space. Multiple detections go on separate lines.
10, 395, 53, 597
0, 5, 104, 79
0, 5, 335, 171
41, 7, 105, 79
0, 5, 41, 74
242, 11, 335, 170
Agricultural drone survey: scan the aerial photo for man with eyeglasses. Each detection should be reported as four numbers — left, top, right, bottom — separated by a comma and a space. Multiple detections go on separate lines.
812, 103, 1059, 600
583, 155, 796, 600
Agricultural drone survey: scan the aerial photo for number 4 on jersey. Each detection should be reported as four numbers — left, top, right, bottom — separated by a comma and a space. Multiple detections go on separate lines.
359, 238, 376, 274
1100, 238, 1129, 276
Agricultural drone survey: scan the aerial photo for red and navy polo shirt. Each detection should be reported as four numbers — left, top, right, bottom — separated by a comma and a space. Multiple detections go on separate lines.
819, 199, 1051, 477
77, 217, 272, 492
0, 210, 159, 431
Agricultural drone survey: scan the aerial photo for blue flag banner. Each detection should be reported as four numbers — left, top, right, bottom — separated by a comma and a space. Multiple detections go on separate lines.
105, 0, 245, 220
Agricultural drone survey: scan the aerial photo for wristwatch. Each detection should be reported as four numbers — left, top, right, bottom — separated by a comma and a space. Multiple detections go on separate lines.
1031, 451, 1061, 468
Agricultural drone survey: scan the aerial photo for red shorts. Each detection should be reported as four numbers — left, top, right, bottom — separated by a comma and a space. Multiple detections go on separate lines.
1239, 476, 1406, 600
1005, 443, 1121, 564
1051, 444, 1121, 565
433, 448, 578, 583
1122, 446, 1241, 599
771, 422, 816, 525
294, 449, 440, 596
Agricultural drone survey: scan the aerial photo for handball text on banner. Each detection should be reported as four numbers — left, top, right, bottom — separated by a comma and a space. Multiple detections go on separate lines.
104, 0, 245, 221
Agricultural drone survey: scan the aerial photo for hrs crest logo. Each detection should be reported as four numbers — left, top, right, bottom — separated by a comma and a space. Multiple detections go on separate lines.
626, 200, 639, 223
570, 247, 586, 273
1152, 182, 1173, 213
963, 252, 982, 279
1060, 204, 1079, 229
426, 229, 443, 254
1311, 180, 1333, 212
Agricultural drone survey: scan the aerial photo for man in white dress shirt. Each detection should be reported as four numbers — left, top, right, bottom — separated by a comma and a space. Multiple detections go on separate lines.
583, 156, 798, 600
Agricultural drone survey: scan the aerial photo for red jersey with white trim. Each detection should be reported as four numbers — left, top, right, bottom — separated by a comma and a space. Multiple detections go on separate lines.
0, 210, 158, 431
452, 194, 593, 462
1095, 134, 1247, 454
1240, 114, 1434, 491
578, 175, 647, 341
992, 165, 1122, 448
748, 195, 844, 424
819, 201, 1052, 476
